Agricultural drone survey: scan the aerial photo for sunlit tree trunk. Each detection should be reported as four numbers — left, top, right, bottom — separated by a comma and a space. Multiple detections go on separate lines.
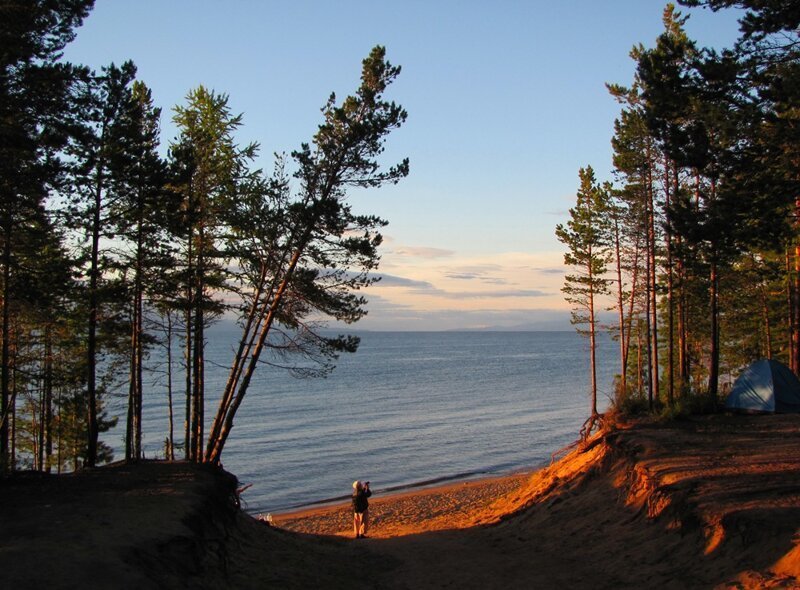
788, 248, 796, 373
794, 198, 800, 374
665, 160, 675, 405
646, 151, 659, 407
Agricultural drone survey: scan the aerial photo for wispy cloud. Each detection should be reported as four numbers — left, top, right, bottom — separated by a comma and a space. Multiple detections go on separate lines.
375, 272, 550, 299
363, 250, 570, 329
376, 274, 436, 289
532, 266, 565, 275
393, 246, 455, 259
441, 289, 549, 299
443, 264, 513, 286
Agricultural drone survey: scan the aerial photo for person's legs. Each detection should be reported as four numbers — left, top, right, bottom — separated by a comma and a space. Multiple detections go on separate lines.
353, 512, 363, 538
361, 508, 369, 537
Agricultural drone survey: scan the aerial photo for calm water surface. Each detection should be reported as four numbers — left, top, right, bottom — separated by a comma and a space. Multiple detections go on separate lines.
113, 328, 617, 513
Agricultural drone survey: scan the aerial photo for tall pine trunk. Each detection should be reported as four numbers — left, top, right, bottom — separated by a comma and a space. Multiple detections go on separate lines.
0, 214, 11, 472
191, 225, 205, 462
166, 312, 175, 461
589, 266, 598, 417
44, 324, 53, 472
709, 254, 720, 406
665, 160, 675, 405
760, 281, 772, 359
133, 213, 145, 460
183, 231, 193, 461
612, 214, 627, 397
678, 251, 689, 394
647, 158, 659, 407
794, 203, 800, 375
86, 158, 104, 467
787, 248, 796, 373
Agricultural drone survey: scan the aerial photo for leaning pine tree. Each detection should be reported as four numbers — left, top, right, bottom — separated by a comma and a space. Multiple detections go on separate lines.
204, 45, 409, 464
555, 166, 612, 439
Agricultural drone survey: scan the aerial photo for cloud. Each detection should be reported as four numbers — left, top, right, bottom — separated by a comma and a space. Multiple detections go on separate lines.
393, 246, 455, 259
444, 289, 549, 299
361, 250, 570, 329
376, 274, 550, 299
532, 266, 565, 275
444, 265, 512, 285
375, 274, 436, 289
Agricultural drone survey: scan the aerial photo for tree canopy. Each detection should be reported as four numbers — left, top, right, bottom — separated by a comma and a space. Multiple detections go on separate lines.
0, 3, 407, 471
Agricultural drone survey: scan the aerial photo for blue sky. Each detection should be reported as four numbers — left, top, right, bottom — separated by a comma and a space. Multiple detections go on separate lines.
64, 1, 744, 330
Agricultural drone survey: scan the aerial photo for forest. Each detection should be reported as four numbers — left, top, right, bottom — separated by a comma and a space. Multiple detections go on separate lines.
557, 1, 800, 426
0, 1, 408, 473
3, 1, 799, 476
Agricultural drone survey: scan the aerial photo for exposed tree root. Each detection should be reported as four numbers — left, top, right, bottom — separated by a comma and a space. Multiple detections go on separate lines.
550, 412, 606, 464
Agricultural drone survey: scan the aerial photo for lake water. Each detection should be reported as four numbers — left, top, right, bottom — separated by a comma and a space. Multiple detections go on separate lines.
113, 327, 618, 514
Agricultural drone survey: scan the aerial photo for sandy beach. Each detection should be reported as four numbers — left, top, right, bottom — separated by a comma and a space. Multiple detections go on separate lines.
3, 414, 800, 588
272, 472, 531, 538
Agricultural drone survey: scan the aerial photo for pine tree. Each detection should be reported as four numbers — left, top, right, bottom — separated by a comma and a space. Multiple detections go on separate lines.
109, 80, 170, 461
0, 0, 95, 471
204, 46, 409, 464
556, 166, 612, 435
66, 61, 139, 466
170, 86, 255, 461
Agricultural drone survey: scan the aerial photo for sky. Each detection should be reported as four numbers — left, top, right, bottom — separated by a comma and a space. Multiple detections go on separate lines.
63, 1, 745, 331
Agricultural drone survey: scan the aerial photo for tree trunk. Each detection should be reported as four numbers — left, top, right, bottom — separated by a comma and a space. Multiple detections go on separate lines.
191, 225, 205, 462
126, 310, 135, 461
10, 351, 15, 471
589, 273, 598, 417
205, 244, 307, 464
678, 253, 689, 395
788, 248, 796, 373
44, 324, 53, 472
613, 214, 627, 397
0, 214, 11, 473
134, 214, 144, 460
665, 160, 675, 405
622, 237, 642, 398
647, 162, 659, 407
761, 281, 772, 359
86, 160, 103, 467
166, 311, 175, 461
637, 320, 644, 395
38, 363, 45, 471
794, 220, 800, 375
192, 301, 204, 461
184, 233, 193, 461
645, 224, 654, 410
709, 254, 720, 407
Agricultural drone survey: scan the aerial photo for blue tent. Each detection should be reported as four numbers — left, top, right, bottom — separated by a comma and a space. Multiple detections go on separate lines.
725, 359, 800, 413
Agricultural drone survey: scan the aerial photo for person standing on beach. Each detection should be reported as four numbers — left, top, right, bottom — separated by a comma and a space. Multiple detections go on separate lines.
352, 480, 372, 538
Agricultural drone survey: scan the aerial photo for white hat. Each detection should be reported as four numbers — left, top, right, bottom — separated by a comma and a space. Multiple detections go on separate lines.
353, 480, 361, 489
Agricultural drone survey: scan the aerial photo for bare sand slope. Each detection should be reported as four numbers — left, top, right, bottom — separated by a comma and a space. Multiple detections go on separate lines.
275, 414, 800, 589
2, 415, 800, 589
